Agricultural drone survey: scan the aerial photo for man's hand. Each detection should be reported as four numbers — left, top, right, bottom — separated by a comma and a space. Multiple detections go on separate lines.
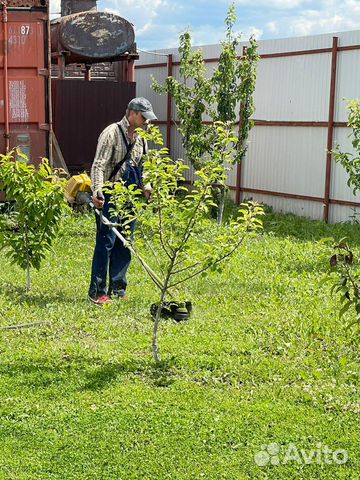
143, 189, 152, 201
143, 184, 153, 201
92, 193, 105, 209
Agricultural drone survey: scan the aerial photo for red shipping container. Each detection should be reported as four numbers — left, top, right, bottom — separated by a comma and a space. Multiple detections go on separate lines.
0, 1, 50, 165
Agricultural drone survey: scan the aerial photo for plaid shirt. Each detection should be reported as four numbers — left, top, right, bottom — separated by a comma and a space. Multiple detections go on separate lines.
91, 115, 148, 194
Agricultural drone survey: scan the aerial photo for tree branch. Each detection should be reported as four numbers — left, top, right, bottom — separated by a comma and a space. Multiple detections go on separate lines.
156, 191, 173, 259
171, 261, 200, 276
137, 222, 166, 278
168, 234, 246, 288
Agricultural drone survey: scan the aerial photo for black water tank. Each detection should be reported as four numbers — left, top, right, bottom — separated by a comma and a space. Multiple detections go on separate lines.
51, 11, 136, 65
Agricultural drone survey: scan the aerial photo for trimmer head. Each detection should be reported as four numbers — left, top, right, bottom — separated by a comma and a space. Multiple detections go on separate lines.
150, 301, 192, 322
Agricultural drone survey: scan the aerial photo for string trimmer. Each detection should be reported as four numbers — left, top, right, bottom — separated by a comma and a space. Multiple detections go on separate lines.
65, 175, 191, 320
80, 191, 191, 322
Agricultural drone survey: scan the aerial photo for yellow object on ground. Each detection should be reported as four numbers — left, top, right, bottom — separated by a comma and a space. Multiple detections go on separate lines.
65, 173, 92, 203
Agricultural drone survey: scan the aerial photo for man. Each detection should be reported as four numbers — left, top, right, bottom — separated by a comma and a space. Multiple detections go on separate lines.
88, 97, 157, 306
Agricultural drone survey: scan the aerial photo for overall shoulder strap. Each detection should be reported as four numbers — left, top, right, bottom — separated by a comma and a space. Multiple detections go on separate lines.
118, 123, 130, 149
107, 123, 135, 181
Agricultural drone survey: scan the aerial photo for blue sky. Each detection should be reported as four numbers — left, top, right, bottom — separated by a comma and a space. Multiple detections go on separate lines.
51, 0, 359, 50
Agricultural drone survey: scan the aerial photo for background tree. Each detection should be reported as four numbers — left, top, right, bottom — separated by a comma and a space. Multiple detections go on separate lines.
0, 151, 67, 291
212, 3, 259, 162
333, 99, 360, 195
152, 3, 259, 223
211, 4, 259, 221
152, 31, 214, 167
327, 100, 360, 324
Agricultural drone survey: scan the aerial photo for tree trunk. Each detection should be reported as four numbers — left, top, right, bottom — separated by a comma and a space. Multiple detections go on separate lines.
152, 289, 167, 363
217, 187, 225, 224
26, 258, 31, 292
24, 223, 31, 291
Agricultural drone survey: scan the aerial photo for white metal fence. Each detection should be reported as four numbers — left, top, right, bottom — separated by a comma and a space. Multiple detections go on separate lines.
135, 30, 360, 223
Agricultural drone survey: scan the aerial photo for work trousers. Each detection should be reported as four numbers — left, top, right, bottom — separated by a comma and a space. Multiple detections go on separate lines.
88, 193, 135, 298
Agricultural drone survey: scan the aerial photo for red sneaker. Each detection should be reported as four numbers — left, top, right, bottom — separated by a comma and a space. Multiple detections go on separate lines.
88, 295, 112, 306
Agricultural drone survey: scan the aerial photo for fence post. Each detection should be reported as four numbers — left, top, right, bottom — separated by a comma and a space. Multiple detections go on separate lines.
324, 36, 339, 222
166, 54, 173, 153
235, 163, 242, 205
235, 46, 247, 205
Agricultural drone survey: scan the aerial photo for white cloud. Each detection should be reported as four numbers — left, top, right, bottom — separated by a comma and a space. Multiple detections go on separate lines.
247, 26, 263, 40
50, 0, 60, 17
104, 0, 166, 21
234, 0, 311, 8
52, 0, 359, 50
290, 1, 360, 36
266, 21, 279, 34
269, 0, 309, 7
136, 22, 153, 35
182, 24, 262, 48
102, 0, 168, 48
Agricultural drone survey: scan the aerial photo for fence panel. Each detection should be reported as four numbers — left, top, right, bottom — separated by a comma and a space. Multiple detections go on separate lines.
136, 30, 360, 222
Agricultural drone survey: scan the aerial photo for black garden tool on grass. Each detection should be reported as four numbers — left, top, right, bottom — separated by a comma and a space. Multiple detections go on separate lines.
150, 301, 192, 322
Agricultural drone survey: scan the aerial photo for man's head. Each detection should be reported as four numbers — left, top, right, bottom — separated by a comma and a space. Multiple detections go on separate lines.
126, 97, 157, 128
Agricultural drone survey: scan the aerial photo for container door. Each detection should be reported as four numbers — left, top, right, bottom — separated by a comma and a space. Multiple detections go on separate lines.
0, 7, 49, 164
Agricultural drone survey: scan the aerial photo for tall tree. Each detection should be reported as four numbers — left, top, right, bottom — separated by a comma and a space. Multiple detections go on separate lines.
152, 3, 259, 222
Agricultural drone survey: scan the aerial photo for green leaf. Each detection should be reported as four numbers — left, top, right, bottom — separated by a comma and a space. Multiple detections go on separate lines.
339, 301, 353, 319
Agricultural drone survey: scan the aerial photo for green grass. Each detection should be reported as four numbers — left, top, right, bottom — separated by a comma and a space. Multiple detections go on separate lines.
0, 209, 359, 479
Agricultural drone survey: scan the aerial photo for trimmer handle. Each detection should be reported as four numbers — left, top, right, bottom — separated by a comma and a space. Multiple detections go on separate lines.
94, 191, 105, 210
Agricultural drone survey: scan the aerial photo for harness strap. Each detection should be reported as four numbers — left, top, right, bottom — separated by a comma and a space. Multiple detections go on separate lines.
107, 124, 135, 182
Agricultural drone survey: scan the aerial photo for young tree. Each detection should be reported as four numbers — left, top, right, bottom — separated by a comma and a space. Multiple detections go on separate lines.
212, 3, 259, 162
327, 100, 360, 324
152, 31, 214, 168
152, 3, 259, 223
327, 240, 359, 326
333, 99, 360, 195
0, 151, 67, 291
109, 125, 264, 363
211, 4, 259, 221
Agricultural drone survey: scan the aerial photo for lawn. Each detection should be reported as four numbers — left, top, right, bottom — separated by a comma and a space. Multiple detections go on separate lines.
0, 208, 359, 479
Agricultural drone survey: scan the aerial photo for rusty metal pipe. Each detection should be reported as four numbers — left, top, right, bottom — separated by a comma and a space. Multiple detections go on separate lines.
2, 1, 10, 152
128, 59, 135, 82
84, 64, 91, 81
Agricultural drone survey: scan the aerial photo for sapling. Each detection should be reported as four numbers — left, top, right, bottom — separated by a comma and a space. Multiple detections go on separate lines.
0, 151, 67, 291
109, 124, 264, 363
212, 8, 259, 221
152, 3, 259, 223
326, 240, 359, 327
327, 100, 360, 324
333, 99, 360, 196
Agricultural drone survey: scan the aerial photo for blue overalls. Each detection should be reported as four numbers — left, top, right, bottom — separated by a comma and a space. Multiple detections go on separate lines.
88, 127, 144, 299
